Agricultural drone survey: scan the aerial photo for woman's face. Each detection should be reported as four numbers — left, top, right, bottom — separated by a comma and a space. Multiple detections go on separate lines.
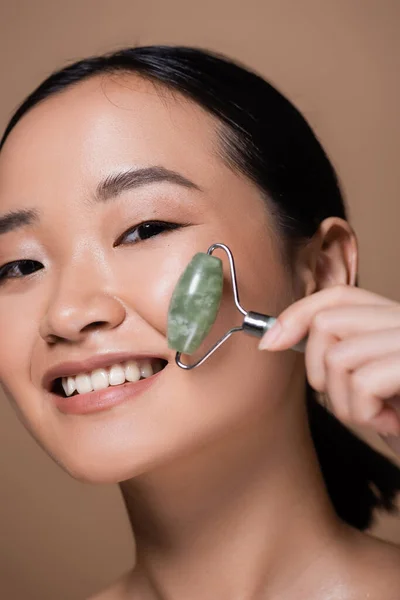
0, 75, 301, 482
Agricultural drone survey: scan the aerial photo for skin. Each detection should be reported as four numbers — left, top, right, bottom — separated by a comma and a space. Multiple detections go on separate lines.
0, 73, 399, 600
259, 286, 400, 453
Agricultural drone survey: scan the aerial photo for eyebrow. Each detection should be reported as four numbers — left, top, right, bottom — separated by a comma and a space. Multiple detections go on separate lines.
0, 166, 202, 236
0, 208, 39, 236
95, 165, 202, 202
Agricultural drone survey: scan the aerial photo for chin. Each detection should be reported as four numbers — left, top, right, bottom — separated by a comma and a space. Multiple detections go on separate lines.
50, 435, 182, 485
57, 454, 152, 485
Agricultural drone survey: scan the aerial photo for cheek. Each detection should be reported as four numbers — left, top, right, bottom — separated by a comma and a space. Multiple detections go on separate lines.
0, 290, 48, 442
0, 297, 34, 387
134, 246, 188, 336
122, 222, 293, 405
123, 219, 290, 358
121, 228, 225, 338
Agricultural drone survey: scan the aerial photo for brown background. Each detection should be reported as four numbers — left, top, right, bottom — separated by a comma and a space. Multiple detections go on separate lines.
1, 1, 400, 598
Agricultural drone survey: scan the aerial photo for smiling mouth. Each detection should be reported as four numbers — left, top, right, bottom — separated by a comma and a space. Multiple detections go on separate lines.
51, 358, 168, 398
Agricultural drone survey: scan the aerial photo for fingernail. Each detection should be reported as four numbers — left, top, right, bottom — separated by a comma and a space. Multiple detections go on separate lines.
258, 321, 283, 350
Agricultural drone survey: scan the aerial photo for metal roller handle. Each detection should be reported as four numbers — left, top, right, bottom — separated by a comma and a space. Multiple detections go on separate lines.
243, 311, 307, 353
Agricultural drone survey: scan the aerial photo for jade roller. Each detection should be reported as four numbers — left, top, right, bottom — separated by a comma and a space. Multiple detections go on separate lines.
167, 243, 307, 370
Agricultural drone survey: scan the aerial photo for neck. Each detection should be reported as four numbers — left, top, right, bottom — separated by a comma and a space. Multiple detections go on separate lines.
119, 374, 343, 599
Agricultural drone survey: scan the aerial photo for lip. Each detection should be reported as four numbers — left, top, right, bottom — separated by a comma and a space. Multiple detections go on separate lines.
42, 351, 167, 392
51, 369, 163, 415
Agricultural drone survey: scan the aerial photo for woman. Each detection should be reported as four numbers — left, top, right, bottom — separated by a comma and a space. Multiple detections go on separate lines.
1, 46, 400, 599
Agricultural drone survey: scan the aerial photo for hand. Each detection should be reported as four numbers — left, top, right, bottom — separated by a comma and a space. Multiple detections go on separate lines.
258, 284, 400, 456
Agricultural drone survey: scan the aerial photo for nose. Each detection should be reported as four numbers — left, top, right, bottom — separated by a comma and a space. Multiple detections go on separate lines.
39, 262, 126, 344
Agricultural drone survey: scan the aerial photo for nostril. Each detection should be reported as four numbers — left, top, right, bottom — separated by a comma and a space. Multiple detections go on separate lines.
81, 321, 109, 333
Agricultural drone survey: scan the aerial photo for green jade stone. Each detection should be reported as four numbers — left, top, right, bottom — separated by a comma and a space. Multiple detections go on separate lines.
167, 253, 223, 354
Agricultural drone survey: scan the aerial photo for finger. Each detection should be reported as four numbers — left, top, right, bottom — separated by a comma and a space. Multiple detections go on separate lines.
349, 351, 400, 425
323, 327, 400, 372
322, 328, 400, 424
304, 322, 353, 424
322, 341, 351, 422
259, 285, 397, 351
371, 404, 400, 436
304, 321, 338, 393
380, 429, 400, 455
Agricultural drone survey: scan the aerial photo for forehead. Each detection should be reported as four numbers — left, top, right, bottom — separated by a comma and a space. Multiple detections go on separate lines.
0, 74, 221, 202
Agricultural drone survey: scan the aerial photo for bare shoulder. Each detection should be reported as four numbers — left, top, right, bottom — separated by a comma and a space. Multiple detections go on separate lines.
343, 529, 400, 599
86, 533, 400, 600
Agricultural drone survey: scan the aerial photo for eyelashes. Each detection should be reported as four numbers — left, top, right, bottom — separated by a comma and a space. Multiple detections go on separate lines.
0, 220, 186, 285
0, 259, 43, 282
116, 220, 183, 245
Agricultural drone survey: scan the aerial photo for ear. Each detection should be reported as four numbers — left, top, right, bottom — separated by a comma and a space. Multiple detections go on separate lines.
296, 217, 359, 297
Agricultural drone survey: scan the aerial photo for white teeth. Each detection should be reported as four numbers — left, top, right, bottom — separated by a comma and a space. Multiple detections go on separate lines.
75, 374, 93, 395
91, 368, 109, 391
140, 360, 153, 378
62, 376, 77, 397
109, 364, 126, 386
125, 361, 141, 382
59, 359, 164, 397
67, 376, 76, 396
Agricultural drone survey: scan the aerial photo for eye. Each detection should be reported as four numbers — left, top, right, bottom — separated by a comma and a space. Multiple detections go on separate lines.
0, 259, 44, 283
117, 220, 183, 246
